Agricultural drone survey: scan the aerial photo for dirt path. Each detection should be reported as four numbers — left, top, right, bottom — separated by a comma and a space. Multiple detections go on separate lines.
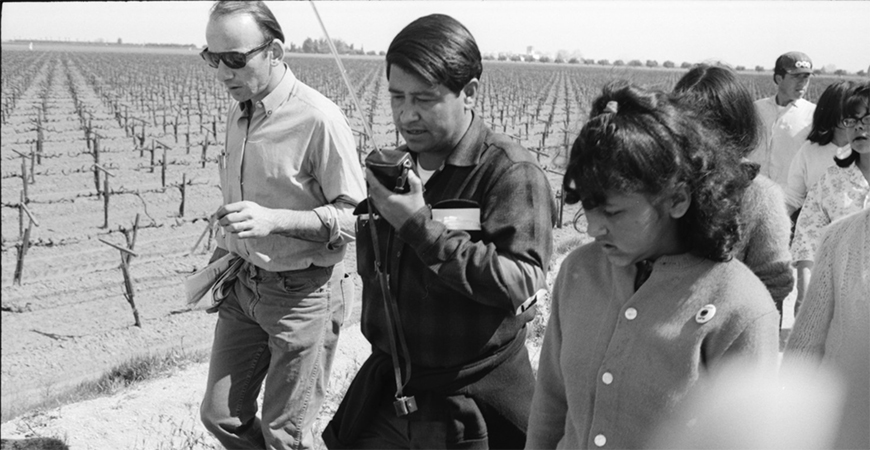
0, 325, 372, 450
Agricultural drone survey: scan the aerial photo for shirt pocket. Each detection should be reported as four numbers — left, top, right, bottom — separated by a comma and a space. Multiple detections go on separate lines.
431, 198, 483, 242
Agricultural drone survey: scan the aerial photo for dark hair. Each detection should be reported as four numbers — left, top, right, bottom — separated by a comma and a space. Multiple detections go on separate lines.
563, 82, 754, 262
209, 1, 284, 43
807, 80, 854, 145
386, 14, 482, 94
835, 81, 870, 168
673, 64, 760, 161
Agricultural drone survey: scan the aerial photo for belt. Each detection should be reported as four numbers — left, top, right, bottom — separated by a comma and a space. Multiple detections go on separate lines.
246, 261, 335, 279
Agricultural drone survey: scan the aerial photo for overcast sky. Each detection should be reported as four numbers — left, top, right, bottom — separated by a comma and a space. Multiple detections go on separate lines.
2, 1, 868, 72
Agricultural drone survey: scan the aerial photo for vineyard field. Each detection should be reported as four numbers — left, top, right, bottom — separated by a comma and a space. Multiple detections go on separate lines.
0, 44, 852, 421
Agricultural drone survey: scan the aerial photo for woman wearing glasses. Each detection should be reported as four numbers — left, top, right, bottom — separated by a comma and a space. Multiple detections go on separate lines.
784, 81, 855, 218
791, 81, 870, 315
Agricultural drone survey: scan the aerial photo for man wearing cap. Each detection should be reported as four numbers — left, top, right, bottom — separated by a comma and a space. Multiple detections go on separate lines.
750, 51, 817, 194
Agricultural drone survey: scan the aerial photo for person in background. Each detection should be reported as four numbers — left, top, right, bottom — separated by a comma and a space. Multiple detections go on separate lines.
750, 51, 816, 193
323, 13, 555, 450
673, 63, 794, 322
791, 82, 869, 315
784, 81, 855, 217
526, 82, 779, 450
197, 2, 366, 448
784, 208, 869, 450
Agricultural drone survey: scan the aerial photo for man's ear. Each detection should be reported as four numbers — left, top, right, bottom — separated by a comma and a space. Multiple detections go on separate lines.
462, 78, 479, 109
667, 183, 691, 219
269, 40, 285, 65
773, 73, 782, 85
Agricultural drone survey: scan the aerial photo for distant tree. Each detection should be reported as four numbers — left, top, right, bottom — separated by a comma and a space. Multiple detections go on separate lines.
555, 57, 565, 64
334, 39, 349, 54
117, 38, 123, 45
539, 56, 551, 63
735, 65, 746, 71
482, 54, 495, 60
288, 42, 298, 53
378, 50, 386, 56
628, 59, 643, 67
858, 70, 867, 77
681, 62, 692, 69
814, 69, 824, 75
498, 54, 508, 61
613, 59, 625, 66
366, 50, 377, 56
646, 59, 659, 68
663, 60, 675, 68
302, 37, 316, 53
755, 65, 765, 72
597, 59, 610, 66
511, 54, 523, 62
834, 69, 848, 76
583, 58, 596, 65
569, 57, 580, 64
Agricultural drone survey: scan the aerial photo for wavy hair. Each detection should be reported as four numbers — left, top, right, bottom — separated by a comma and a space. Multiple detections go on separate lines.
386, 14, 482, 94
807, 80, 855, 146
563, 82, 754, 262
673, 64, 760, 162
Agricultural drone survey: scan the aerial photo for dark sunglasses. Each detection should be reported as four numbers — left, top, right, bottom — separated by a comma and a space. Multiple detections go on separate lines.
200, 40, 272, 69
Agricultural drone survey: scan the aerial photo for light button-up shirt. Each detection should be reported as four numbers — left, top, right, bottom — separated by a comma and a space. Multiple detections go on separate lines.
218, 65, 365, 272
750, 96, 816, 190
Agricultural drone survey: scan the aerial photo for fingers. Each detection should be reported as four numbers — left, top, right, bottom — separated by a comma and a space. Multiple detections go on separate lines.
406, 170, 423, 194
364, 168, 390, 197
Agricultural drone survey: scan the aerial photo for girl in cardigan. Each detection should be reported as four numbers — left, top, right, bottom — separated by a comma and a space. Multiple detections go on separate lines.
526, 83, 780, 450
784, 81, 855, 217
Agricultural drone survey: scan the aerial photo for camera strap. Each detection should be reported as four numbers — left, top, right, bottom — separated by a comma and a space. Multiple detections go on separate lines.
367, 197, 417, 416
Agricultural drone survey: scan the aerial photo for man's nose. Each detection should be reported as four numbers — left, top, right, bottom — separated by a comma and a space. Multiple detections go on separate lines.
217, 62, 233, 81
397, 103, 419, 124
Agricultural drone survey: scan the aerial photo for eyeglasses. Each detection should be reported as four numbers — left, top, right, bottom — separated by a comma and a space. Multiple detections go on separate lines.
200, 40, 272, 69
840, 114, 870, 128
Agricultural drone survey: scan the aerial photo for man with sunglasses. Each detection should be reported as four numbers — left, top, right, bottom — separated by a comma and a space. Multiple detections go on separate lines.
198, 2, 365, 449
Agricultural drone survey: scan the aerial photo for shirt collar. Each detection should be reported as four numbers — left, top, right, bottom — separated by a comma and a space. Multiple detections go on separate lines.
444, 111, 487, 167
242, 63, 296, 119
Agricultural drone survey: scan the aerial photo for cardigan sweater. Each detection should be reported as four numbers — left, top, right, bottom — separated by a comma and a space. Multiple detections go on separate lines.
784, 208, 870, 449
733, 174, 795, 306
526, 244, 780, 450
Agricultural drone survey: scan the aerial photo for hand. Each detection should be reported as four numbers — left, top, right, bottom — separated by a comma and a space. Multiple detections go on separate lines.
215, 201, 276, 239
365, 168, 427, 229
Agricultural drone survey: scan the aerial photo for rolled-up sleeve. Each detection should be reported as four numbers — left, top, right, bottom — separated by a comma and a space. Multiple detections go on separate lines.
311, 114, 366, 246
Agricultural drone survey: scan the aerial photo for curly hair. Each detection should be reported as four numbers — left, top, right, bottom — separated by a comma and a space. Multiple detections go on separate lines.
563, 82, 755, 262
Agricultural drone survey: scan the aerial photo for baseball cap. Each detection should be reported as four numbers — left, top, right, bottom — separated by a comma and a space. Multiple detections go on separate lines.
775, 52, 813, 75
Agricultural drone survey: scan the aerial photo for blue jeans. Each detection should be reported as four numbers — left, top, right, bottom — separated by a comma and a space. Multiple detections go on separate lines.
200, 261, 351, 450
